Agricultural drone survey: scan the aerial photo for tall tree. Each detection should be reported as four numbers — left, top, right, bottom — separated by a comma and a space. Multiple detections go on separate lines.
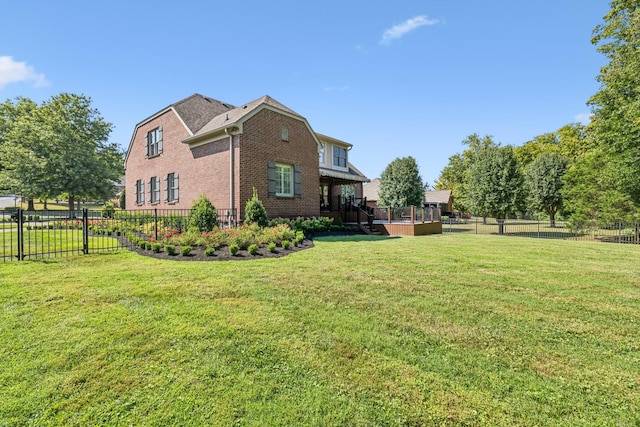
466, 145, 523, 234
378, 156, 424, 208
435, 134, 497, 212
587, 0, 640, 207
0, 94, 123, 211
524, 152, 568, 227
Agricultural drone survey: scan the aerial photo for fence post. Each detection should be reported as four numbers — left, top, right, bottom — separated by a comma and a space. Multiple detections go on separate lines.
537, 219, 540, 239
154, 209, 158, 241
387, 207, 391, 224
17, 209, 24, 260
411, 206, 415, 224
82, 209, 89, 254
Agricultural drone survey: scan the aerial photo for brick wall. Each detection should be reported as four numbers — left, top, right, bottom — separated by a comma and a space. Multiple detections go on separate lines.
125, 106, 320, 220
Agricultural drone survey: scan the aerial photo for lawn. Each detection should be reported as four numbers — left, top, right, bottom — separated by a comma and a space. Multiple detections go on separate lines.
1, 234, 639, 426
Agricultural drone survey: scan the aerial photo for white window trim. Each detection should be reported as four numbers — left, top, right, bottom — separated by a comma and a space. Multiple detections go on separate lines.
276, 163, 294, 197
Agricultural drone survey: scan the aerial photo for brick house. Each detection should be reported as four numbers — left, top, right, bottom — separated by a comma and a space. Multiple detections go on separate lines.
124, 93, 368, 221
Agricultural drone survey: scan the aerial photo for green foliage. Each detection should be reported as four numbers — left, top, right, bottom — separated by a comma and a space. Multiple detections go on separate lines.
151, 243, 161, 253
268, 216, 333, 235
0, 94, 123, 211
524, 152, 568, 226
435, 134, 499, 212
189, 194, 218, 232
281, 240, 291, 250
378, 156, 424, 208
244, 187, 268, 227
466, 145, 524, 220
588, 1, 640, 206
267, 242, 277, 253
248, 243, 259, 255
164, 244, 176, 256
101, 201, 115, 219
180, 246, 192, 256
118, 189, 126, 209
204, 247, 215, 256
228, 243, 240, 256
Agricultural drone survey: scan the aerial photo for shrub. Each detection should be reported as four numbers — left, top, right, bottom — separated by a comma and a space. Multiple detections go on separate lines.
267, 242, 277, 253
118, 189, 126, 209
101, 201, 115, 219
248, 243, 259, 255
180, 246, 192, 256
189, 194, 218, 232
228, 244, 240, 256
204, 247, 215, 256
151, 243, 161, 253
165, 245, 177, 256
282, 240, 291, 250
244, 187, 268, 227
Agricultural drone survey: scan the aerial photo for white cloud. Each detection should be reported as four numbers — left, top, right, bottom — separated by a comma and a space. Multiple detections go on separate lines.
574, 113, 592, 124
380, 15, 439, 45
0, 56, 49, 89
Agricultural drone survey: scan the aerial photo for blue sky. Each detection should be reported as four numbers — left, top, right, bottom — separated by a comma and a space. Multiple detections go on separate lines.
1, 1, 610, 185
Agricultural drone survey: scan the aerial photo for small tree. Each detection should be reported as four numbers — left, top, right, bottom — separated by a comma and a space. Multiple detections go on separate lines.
244, 187, 268, 227
378, 156, 424, 207
119, 189, 126, 210
189, 194, 218, 232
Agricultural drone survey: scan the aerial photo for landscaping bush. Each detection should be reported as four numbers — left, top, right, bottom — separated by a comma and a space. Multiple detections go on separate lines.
282, 240, 291, 250
244, 188, 268, 227
267, 242, 277, 253
101, 201, 115, 219
189, 194, 218, 232
151, 243, 161, 253
248, 243, 259, 256
204, 247, 215, 257
165, 245, 177, 256
228, 244, 240, 256
180, 246, 192, 256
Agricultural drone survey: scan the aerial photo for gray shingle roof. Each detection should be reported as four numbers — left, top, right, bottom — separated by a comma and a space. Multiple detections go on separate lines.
171, 94, 235, 134
194, 95, 301, 137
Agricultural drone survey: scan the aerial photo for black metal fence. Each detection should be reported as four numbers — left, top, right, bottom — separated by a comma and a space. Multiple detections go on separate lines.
1, 208, 237, 262
441, 217, 640, 244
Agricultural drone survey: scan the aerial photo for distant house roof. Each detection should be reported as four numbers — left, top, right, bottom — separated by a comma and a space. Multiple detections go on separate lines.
424, 190, 452, 204
362, 178, 381, 201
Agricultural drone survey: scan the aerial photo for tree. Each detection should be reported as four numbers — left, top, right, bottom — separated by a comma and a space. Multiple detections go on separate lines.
466, 145, 523, 234
587, 1, 640, 208
378, 156, 424, 208
189, 194, 218, 232
244, 188, 268, 227
524, 152, 568, 227
0, 97, 47, 210
0, 94, 123, 211
435, 134, 497, 213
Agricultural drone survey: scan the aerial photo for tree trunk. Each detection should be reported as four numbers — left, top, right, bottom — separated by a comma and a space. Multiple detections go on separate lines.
68, 195, 75, 213
549, 211, 556, 228
497, 218, 505, 235
43, 200, 48, 210
27, 199, 35, 211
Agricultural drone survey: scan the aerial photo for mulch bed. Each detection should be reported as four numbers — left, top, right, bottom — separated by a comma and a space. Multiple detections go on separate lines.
124, 239, 315, 261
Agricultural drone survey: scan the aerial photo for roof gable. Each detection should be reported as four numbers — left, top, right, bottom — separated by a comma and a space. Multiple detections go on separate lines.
171, 94, 234, 134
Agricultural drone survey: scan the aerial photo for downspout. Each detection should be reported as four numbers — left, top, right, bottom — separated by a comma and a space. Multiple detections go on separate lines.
225, 128, 235, 222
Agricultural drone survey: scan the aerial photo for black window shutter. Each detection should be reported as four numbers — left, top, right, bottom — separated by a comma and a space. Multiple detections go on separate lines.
158, 127, 163, 154
174, 173, 179, 202
163, 176, 168, 202
145, 133, 149, 158
267, 162, 276, 196
294, 166, 302, 197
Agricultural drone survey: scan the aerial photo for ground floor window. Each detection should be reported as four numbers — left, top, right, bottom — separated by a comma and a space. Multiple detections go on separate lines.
276, 163, 293, 197
149, 176, 160, 204
135, 179, 145, 205
164, 173, 179, 203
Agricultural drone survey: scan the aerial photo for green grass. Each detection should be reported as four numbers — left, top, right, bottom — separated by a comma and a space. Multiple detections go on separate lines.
1, 234, 640, 426
1, 229, 119, 259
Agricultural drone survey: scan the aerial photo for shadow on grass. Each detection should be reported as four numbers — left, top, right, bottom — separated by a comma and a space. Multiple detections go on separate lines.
313, 234, 401, 243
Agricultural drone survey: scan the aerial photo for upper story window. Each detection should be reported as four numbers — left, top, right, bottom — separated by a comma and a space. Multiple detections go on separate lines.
146, 127, 163, 158
319, 145, 325, 164
333, 146, 347, 168
281, 126, 289, 142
